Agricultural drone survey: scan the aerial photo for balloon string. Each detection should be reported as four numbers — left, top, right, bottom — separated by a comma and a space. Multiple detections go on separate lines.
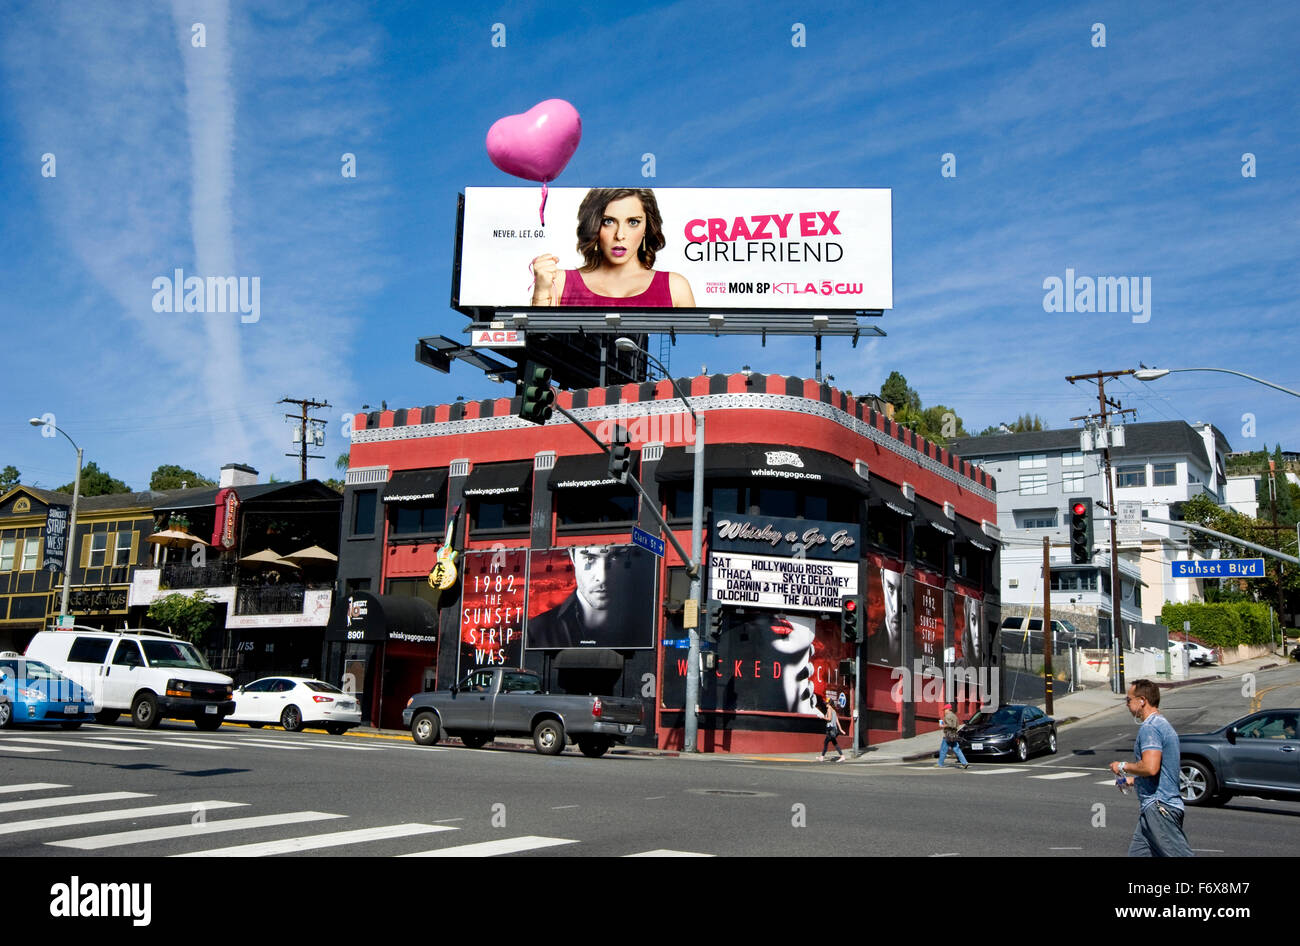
539, 182, 548, 226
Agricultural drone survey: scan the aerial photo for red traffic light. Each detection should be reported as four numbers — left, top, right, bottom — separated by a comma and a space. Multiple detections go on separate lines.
843, 598, 857, 613
1072, 501, 1087, 516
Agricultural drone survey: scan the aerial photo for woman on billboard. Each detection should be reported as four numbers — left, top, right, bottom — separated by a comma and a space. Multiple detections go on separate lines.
530, 188, 696, 307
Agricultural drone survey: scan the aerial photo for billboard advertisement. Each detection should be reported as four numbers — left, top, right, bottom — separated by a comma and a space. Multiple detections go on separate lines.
459, 550, 527, 674
662, 610, 853, 716
954, 588, 983, 669
865, 553, 904, 668
456, 187, 892, 313
525, 544, 657, 650
914, 578, 944, 672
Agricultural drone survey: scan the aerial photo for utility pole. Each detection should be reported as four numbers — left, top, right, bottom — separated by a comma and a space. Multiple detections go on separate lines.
280, 397, 331, 481
1042, 535, 1054, 715
1066, 369, 1137, 694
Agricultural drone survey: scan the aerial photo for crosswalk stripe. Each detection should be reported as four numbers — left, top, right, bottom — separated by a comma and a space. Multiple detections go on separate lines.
967, 767, 1025, 775
0, 783, 69, 794
216, 739, 312, 751
88, 736, 232, 750
228, 737, 382, 752
400, 836, 578, 857
0, 801, 247, 836
0, 746, 56, 753
47, 811, 347, 850
0, 792, 150, 814
1029, 771, 1091, 780
0, 737, 147, 751
173, 823, 456, 857
623, 849, 714, 857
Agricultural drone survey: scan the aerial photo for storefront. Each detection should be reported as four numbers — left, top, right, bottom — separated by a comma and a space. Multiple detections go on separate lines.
340, 372, 1000, 751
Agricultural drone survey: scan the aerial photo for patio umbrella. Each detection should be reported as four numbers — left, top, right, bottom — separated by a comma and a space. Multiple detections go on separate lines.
147, 529, 208, 549
238, 548, 300, 570
281, 545, 338, 566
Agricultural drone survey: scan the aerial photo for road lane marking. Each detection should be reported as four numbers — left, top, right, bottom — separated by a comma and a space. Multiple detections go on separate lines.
0, 783, 68, 793
550, 805, 579, 810
1029, 772, 1090, 780
0, 801, 246, 836
0, 746, 55, 753
0, 737, 146, 751
88, 736, 232, 750
173, 823, 456, 857
212, 738, 312, 751
400, 836, 578, 857
0, 792, 150, 814
624, 850, 713, 857
967, 767, 1025, 775
48, 811, 346, 850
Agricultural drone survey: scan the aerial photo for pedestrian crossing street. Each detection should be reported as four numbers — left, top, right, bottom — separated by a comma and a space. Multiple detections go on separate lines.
0, 727, 429, 756
0, 782, 715, 857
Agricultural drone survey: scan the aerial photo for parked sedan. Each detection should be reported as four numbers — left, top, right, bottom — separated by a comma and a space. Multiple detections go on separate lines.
957, 704, 1057, 761
0, 654, 95, 729
228, 677, 360, 734
1169, 640, 1216, 666
1178, 708, 1300, 807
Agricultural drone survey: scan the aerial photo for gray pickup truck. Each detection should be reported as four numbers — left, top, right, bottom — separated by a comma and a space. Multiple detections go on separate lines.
402, 666, 645, 757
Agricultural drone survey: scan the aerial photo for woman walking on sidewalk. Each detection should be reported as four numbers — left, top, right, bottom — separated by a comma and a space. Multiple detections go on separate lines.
937, 703, 970, 768
819, 697, 847, 762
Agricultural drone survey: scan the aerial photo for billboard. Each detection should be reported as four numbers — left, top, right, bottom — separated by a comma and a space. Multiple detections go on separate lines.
914, 578, 944, 672
865, 553, 903, 668
455, 187, 892, 313
525, 544, 657, 650
708, 513, 860, 613
459, 550, 527, 674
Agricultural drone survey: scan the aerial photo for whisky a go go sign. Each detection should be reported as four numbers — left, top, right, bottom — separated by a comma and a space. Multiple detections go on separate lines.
428, 504, 463, 593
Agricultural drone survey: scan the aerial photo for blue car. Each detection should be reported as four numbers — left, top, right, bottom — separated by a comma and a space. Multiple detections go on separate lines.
0, 654, 95, 729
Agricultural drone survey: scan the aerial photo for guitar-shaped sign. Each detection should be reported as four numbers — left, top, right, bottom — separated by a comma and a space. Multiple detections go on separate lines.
428, 503, 462, 591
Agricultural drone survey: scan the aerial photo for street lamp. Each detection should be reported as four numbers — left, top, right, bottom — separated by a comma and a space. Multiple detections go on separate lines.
615, 336, 706, 753
28, 418, 83, 622
1133, 367, 1300, 399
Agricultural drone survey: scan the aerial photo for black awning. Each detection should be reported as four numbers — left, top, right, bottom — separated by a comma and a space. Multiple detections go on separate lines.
461, 461, 533, 498
954, 515, 997, 552
916, 498, 956, 536
382, 469, 449, 504
325, 592, 438, 644
869, 478, 914, 517
548, 453, 625, 490
655, 445, 869, 494
551, 648, 626, 670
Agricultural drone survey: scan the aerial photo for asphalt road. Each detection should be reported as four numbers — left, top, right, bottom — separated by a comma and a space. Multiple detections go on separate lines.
1, 663, 1296, 860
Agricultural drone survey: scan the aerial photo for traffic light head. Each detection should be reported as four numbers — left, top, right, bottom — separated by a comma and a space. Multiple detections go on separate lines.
840, 596, 861, 643
607, 425, 632, 484
1069, 497, 1093, 564
706, 602, 724, 643
517, 361, 554, 424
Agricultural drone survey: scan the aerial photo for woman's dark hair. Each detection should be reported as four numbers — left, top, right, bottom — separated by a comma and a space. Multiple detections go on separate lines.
575, 188, 666, 271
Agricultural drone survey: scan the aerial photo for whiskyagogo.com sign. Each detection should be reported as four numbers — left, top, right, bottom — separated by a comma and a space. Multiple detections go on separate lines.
455, 187, 893, 312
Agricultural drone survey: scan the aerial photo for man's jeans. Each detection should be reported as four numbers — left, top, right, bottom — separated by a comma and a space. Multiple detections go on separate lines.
1128, 801, 1193, 857
937, 737, 968, 767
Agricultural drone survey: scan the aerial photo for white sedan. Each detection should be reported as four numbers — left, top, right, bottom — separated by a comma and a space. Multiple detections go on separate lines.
228, 677, 361, 734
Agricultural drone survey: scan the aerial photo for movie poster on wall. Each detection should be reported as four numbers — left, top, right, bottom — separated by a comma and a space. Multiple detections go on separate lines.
459, 550, 526, 676
525, 545, 656, 650
865, 553, 903, 668
662, 610, 853, 717
953, 589, 983, 669
914, 579, 944, 672
457, 187, 893, 312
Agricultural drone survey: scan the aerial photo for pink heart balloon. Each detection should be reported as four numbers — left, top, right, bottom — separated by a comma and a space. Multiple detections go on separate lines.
486, 99, 582, 183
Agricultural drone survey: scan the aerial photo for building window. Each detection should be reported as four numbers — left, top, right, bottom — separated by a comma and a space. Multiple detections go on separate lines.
1061, 451, 1084, 468
1116, 466, 1146, 488
114, 532, 133, 567
1019, 473, 1048, 495
1019, 454, 1047, 469
470, 495, 531, 531
1022, 513, 1057, 529
0, 538, 15, 571
1051, 570, 1098, 592
391, 503, 447, 536
386, 577, 441, 608
21, 538, 39, 571
556, 489, 637, 526
89, 532, 107, 568
352, 490, 378, 536
1062, 470, 1086, 492
1153, 463, 1177, 486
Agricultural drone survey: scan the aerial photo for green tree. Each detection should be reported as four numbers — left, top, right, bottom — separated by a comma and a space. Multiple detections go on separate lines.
0, 465, 19, 490
145, 590, 216, 646
149, 464, 216, 491
880, 371, 920, 412
56, 461, 129, 497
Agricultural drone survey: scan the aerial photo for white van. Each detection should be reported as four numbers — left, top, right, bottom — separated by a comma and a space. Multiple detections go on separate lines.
25, 626, 234, 730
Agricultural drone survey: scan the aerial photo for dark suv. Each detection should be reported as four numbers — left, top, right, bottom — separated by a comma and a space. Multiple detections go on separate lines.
1178, 709, 1300, 807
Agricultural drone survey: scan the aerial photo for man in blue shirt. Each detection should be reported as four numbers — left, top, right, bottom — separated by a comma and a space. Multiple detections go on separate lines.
1109, 678, 1193, 857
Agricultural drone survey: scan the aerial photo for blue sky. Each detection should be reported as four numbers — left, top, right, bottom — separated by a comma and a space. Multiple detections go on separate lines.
2, 0, 1298, 490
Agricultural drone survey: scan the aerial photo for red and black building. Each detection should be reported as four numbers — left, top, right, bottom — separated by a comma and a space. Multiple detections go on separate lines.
334, 372, 1000, 750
